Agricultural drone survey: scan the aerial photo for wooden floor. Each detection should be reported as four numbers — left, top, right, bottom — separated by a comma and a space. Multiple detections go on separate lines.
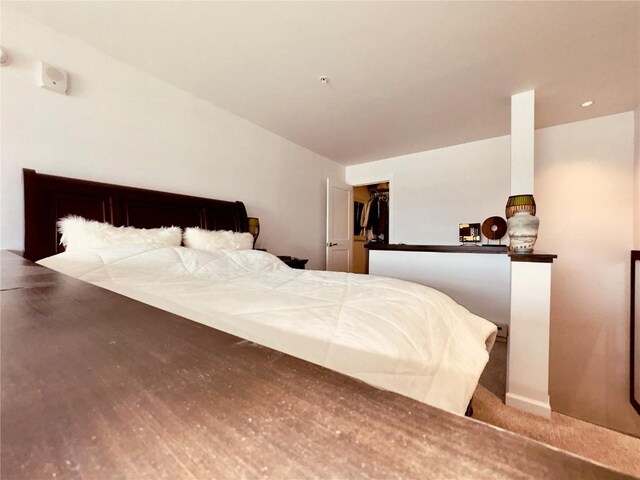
1, 251, 634, 479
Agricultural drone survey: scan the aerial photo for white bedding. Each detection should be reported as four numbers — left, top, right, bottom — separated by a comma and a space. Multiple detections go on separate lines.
38, 245, 497, 415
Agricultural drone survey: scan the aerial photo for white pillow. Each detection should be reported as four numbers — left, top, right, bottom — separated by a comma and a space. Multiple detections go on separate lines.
58, 216, 182, 251
183, 227, 254, 251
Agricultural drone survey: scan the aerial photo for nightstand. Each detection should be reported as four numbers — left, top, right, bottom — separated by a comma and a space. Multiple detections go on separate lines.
277, 256, 308, 270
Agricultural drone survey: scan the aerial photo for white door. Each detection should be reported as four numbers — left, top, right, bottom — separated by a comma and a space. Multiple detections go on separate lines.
326, 178, 353, 272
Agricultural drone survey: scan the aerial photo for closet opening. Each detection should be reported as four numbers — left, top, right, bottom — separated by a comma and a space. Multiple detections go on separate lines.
352, 182, 390, 274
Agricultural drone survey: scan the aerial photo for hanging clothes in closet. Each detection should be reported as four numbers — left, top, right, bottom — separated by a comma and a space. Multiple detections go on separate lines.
354, 201, 365, 237
359, 191, 388, 243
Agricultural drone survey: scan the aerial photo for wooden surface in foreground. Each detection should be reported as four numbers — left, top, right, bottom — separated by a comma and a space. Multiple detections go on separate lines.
0, 251, 630, 479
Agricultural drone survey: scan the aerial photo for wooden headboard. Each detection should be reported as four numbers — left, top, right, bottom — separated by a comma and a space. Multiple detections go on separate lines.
23, 169, 249, 262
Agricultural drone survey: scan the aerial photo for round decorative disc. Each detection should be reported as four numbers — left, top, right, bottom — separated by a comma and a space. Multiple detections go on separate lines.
482, 216, 507, 240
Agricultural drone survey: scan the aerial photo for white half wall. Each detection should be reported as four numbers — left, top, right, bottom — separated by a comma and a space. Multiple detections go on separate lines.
0, 7, 344, 269
369, 251, 510, 326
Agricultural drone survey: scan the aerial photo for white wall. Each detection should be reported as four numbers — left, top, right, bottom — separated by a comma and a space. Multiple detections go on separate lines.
0, 8, 344, 269
535, 112, 640, 435
347, 111, 639, 435
346, 135, 511, 244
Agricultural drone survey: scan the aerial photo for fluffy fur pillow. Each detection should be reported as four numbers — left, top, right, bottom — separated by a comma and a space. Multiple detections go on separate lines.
183, 227, 254, 251
58, 216, 182, 251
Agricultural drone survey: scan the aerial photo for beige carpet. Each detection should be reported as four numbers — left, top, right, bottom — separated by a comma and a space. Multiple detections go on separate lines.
474, 341, 640, 478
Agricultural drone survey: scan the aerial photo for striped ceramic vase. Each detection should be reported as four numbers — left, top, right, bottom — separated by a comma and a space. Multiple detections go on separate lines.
507, 211, 539, 254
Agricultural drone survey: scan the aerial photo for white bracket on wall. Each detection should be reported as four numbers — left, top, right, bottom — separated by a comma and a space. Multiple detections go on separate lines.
40, 62, 68, 94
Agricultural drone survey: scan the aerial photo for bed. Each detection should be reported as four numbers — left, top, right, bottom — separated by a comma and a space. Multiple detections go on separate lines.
23, 168, 497, 416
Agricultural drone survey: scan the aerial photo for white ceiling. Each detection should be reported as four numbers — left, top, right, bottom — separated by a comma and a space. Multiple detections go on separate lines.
8, 1, 640, 165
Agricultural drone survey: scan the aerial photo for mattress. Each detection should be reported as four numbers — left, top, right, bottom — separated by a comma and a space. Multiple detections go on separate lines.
38, 245, 497, 415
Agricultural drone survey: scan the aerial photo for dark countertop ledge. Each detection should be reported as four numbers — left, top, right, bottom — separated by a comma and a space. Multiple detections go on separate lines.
365, 244, 557, 263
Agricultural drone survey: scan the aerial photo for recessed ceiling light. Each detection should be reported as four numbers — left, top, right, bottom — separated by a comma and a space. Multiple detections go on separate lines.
580, 100, 594, 108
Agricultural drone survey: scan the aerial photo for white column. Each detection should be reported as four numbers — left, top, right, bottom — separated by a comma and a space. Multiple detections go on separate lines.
507, 88, 554, 417
506, 261, 552, 417
511, 90, 535, 195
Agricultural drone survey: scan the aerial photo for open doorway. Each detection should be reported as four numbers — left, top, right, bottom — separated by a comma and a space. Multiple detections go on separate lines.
352, 182, 390, 274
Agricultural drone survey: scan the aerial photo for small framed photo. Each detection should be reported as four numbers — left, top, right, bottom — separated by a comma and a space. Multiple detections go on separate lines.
459, 223, 481, 243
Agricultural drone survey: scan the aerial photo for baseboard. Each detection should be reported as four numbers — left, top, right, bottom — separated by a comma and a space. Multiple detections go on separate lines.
506, 392, 551, 418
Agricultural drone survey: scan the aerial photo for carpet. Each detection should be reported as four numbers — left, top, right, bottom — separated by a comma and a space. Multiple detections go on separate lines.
474, 340, 640, 478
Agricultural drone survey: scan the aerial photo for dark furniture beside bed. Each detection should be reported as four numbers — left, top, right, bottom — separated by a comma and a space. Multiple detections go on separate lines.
277, 255, 309, 270
0, 250, 629, 480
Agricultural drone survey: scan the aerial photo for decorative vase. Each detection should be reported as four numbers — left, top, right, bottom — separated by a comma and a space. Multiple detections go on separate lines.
507, 211, 539, 254
505, 194, 536, 219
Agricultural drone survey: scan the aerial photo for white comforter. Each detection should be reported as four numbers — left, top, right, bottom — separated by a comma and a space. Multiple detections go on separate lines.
38, 245, 497, 415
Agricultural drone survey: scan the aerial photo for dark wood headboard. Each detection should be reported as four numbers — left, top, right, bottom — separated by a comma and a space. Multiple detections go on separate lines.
23, 168, 249, 262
